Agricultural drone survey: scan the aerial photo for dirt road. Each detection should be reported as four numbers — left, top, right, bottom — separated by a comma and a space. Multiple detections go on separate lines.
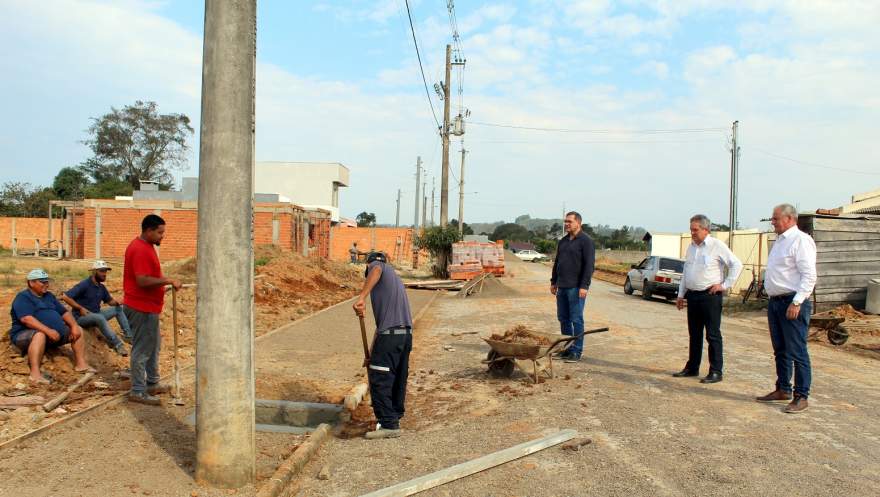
298, 257, 880, 497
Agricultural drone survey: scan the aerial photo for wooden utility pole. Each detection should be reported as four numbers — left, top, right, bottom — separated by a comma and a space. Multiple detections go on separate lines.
430, 177, 435, 227
728, 120, 739, 246
458, 147, 466, 234
440, 44, 452, 228
395, 188, 401, 228
413, 156, 421, 229
422, 182, 428, 229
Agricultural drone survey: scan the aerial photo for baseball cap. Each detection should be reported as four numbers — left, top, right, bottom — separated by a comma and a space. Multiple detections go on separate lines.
26, 269, 50, 281
92, 260, 112, 271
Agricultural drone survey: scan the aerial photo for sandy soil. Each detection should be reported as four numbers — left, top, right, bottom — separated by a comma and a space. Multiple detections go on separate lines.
294, 256, 880, 497
0, 248, 362, 444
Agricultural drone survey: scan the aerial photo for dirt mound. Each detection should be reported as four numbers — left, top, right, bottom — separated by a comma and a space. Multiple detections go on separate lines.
490, 325, 551, 346
826, 304, 865, 319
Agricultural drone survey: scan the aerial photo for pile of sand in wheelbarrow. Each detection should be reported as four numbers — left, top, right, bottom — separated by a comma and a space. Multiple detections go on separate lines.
489, 325, 552, 346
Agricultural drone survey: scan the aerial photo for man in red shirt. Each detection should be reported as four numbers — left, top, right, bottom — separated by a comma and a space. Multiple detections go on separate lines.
123, 214, 181, 405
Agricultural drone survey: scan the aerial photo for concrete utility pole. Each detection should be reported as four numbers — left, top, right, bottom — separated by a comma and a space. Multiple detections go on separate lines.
395, 189, 401, 228
430, 177, 435, 227
422, 181, 428, 229
439, 44, 452, 228
458, 147, 466, 234
195, 0, 256, 489
413, 157, 421, 229
728, 120, 739, 247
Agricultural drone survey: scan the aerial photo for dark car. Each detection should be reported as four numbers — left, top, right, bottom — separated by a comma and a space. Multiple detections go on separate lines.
624, 256, 685, 300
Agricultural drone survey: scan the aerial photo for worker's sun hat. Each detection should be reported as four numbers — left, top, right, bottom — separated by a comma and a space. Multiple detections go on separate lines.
26, 269, 50, 281
91, 260, 112, 271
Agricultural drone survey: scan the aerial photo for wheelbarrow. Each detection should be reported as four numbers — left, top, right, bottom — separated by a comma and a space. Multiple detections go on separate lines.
482, 327, 609, 383
810, 314, 848, 345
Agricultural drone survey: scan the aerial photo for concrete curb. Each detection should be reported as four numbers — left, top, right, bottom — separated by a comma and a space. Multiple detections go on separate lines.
0, 295, 360, 453
256, 423, 332, 497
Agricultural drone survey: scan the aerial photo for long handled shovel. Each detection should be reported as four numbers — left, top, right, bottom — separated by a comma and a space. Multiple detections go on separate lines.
358, 315, 371, 367
170, 287, 184, 406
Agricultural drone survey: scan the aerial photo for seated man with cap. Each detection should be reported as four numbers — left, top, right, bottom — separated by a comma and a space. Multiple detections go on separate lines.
61, 260, 131, 357
9, 269, 95, 384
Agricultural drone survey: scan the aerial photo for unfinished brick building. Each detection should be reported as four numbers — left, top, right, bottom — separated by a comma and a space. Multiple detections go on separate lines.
56, 198, 331, 262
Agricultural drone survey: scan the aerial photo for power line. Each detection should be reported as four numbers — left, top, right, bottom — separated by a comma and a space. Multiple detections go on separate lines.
404, 0, 440, 129
467, 138, 722, 145
468, 121, 727, 134
751, 147, 880, 176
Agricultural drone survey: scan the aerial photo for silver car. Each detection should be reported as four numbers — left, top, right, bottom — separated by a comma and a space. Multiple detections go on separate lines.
624, 256, 685, 300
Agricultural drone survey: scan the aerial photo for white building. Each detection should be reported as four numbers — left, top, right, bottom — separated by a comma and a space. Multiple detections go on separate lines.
255, 162, 350, 222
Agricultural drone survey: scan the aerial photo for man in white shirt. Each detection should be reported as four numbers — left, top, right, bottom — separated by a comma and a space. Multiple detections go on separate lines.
673, 215, 742, 384
756, 204, 817, 414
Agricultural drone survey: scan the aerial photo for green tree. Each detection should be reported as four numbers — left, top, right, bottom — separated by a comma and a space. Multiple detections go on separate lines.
514, 214, 531, 226
79, 100, 194, 188
415, 225, 462, 278
52, 167, 90, 200
490, 223, 532, 242
0, 182, 58, 217
449, 219, 474, 235
84, 179, 134, 199
356, 211, 377, 227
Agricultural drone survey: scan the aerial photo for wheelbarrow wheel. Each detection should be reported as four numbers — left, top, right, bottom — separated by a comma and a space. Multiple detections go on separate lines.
486, 351, 515, 378
827, 326, 849, 345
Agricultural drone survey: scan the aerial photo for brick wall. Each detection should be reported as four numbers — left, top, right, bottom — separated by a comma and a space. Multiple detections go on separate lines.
0, 217, 64, 250
330, 226, 416, 263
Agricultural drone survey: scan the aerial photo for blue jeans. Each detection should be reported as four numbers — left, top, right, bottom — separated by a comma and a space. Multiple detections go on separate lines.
768, 296, 812, 398
76, 307, 131, 348
556, 287, 586, 357
124, 306, 161, 394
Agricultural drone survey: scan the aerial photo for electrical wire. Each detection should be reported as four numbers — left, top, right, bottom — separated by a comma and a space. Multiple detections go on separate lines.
404, 0, 440, 129
468, 121, 727, 134
751, 147, 880, 176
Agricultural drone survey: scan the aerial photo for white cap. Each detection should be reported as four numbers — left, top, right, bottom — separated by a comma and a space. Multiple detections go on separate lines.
91, 260, 112, 271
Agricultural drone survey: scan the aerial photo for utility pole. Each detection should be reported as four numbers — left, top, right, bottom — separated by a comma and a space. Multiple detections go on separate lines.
728, 120, 739, 247
422, 181, 428, 228
458, 147, 466, 234
413, 157, 421, 229
430, 177, 435, 227
195, 0, 255, 489
440, 44, 452, 227
395, 189, 401, 228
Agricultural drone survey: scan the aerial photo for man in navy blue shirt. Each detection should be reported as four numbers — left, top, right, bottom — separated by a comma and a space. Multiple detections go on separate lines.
551, 211, 596, 362
61, 260, 131, 356
353, 251, 413, 440
9, 269, 94, 384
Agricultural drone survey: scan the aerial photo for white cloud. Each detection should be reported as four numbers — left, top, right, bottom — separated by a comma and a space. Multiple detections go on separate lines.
635, 60, 669, 79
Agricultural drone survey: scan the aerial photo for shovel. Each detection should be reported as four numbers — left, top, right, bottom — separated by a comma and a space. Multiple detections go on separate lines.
170, 287, 184, 406
358, 315, 371, 367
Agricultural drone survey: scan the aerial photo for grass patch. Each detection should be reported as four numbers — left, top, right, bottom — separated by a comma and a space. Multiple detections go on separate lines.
0, 262, 16, 287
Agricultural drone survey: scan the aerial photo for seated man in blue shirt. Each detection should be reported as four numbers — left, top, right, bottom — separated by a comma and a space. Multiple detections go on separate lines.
10, 269, 94, 384
61, 260, 131, 356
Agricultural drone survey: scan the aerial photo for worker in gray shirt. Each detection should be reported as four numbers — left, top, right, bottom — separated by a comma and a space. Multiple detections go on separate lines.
353, 251, 413, 439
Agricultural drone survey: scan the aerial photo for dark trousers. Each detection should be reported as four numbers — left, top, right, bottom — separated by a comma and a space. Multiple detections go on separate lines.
124, 306, 161, 394
368, 331, 412, 430
768, 295, 812, 398
685, 290, 723, 374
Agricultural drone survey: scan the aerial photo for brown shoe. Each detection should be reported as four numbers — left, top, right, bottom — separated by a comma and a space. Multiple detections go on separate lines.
147, 383, 171, 395
756, 389, 792, 402
784, 396, 809, 414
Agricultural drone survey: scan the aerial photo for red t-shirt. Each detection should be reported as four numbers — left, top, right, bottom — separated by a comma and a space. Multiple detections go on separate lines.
123, 237, 165, 314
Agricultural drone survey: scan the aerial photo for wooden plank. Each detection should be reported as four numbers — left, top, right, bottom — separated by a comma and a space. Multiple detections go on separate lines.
358, 430, 577, 497
816, 249, 880, 263
812, 218, 880, 233
812, 231, 880, 242
816, 261, 880, 276
815, 292, 867, 303
815, 274, 880, 288
0, 395, 46, 408
815, 241, 880, 253
814, 286, 866, 295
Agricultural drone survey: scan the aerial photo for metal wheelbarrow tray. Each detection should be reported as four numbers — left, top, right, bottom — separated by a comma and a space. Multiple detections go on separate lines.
481, 327, 609, 383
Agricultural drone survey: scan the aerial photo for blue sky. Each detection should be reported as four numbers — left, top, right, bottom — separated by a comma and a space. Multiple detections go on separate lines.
1, 0, 878, 231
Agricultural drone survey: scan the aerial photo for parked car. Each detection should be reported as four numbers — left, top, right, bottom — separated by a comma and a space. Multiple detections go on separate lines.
624, 256, 685, 300
514, 249, 548, 262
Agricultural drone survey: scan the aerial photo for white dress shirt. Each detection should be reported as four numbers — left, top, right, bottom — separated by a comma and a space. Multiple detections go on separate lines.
764, 225, 817, 305
677, 235, 743, 298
